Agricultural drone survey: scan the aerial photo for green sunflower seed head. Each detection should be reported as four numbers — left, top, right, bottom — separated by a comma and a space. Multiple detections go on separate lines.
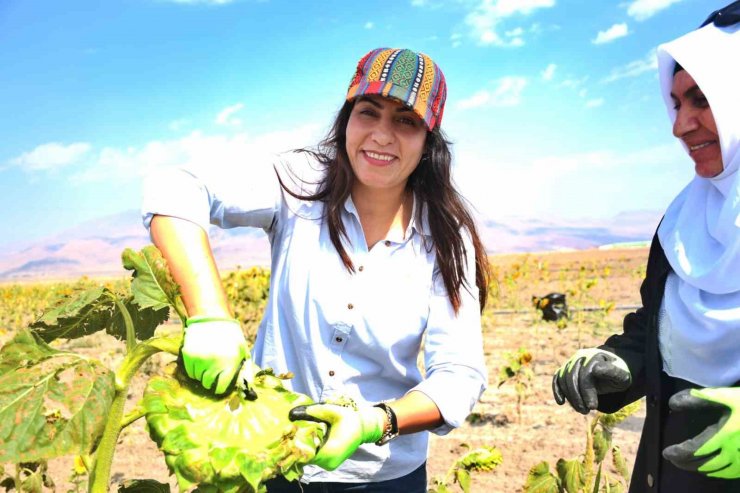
144, 363, 326, 493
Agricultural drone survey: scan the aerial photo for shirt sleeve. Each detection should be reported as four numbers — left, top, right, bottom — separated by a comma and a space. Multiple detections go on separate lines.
141, 161, 283, 233
410, 230, 488, 435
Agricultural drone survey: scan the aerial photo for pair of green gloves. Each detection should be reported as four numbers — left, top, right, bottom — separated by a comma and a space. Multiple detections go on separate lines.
181, 317, 388, 471
552, 348, 740, 480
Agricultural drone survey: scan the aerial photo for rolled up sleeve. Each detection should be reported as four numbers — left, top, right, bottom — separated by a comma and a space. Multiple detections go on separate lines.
141, 164, 282, 233
411, 232, 488, 435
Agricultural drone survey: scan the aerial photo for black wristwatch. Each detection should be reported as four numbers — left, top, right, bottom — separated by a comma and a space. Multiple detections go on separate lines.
374, 402, 399, 445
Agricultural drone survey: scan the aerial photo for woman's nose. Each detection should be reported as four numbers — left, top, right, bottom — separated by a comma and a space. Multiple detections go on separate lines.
673, 107, 699, 138
371, 118, 394, 145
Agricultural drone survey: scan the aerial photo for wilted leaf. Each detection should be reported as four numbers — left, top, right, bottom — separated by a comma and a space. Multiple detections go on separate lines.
598, 401, 641, 429
612, 446, 630, 482
117, 479, 171, 492
30, 287, 116, 342
524, 461, 560, 493
455, 468, 471, 493
593, 427, 612, 464
556, 458, 586, 493
0, 330, 115, 463
456, 445, 503, 472
122, 246, 186, 322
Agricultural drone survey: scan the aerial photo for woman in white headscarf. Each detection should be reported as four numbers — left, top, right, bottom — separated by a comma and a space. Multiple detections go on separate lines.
551, 3, 740, 492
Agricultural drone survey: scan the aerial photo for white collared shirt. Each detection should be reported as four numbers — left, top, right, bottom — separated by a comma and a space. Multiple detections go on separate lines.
141, 158, 487, 483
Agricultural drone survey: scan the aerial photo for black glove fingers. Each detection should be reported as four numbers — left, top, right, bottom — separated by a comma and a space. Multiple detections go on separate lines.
662, 422, 722, 471
552, 373, 566, 405
563, 358, 589, 414
590, 361, 631, 393
578, 364, 600, 411
668, 389, 724, 413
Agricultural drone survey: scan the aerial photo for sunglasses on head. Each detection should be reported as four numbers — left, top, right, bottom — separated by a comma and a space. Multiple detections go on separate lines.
700, 0, 740, 27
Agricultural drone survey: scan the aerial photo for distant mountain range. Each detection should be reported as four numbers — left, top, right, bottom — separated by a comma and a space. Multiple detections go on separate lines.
0, 209, 661, 280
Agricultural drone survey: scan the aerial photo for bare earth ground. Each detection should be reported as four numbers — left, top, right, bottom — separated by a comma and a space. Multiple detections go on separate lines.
7, 247, 650, 492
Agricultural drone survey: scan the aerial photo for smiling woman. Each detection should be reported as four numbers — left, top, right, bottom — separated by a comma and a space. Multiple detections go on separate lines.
551, 6, 740, 492
142, 47, 491, 493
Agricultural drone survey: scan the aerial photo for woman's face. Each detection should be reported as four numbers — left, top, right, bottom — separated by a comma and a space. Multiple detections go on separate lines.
345, 95, 427, 195
671, 70, 723, 178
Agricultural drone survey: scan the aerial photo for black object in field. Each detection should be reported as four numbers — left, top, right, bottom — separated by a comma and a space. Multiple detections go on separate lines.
532, 293, 569, 322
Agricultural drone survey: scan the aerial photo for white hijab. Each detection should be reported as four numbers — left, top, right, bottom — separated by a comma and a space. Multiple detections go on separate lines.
656, 22, 740, 387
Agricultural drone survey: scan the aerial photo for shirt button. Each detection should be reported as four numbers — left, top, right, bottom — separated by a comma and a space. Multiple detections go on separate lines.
329, 370, 335, 377
347, 303, 354, 310
384, 240, 391, 247
647, 474, 654, 487
358, 265, 364, 272
335, 337, 343, 343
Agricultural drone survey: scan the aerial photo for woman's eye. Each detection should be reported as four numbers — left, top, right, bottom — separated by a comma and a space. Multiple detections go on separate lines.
398, 116, 417, 127
692, 96, 709, 108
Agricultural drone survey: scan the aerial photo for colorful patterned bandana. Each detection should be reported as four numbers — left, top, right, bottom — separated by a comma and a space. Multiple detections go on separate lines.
346, 48, 447, 130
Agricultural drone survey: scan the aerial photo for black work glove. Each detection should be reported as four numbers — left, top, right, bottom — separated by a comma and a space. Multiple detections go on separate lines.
552, 348, 632, 414
663, 387, 740, 479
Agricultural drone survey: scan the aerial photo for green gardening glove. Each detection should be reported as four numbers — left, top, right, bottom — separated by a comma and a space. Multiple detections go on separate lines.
288, 401, 387, 471
182, 316, 249, 395
552, 348, 632, 415
663, 387, 740, 479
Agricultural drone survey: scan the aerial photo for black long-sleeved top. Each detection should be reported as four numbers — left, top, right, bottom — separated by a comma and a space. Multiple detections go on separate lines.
597, 233, 740, 492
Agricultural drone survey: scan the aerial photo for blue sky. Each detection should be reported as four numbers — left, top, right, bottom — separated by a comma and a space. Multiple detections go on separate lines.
0, 0, 727, 247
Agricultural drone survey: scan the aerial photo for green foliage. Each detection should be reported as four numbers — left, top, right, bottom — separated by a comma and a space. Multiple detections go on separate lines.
0, 330, 115, 463
222, 267, 271, 345
428, 445, 503, 493
524, 461, 560, 493
498, 348, 534, 424
30, 287, 168, 344
0, 245, 323, 493
523, 402, 641, 493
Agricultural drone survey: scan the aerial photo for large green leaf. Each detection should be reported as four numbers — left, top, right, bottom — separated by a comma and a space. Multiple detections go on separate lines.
524, 461, 561, 493
112, 297, 170, 342
30, 287, 168, 343
556, 458, 586, 493
0, 330, 115, 463
122, 246, 186, 322
30, 287, 116, 342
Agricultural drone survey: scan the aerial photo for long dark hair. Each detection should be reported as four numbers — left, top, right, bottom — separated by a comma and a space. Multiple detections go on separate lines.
276, 99, 491, 313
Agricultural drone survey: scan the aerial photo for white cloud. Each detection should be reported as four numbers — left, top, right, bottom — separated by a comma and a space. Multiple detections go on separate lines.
364, 21, 374, 29
626, 0, 683, 21
457, 76, 527, 109
602, 49, 657, 83
215, 103, 245, 126
541, 63, 557, 81
68, 124, 324, 184
454, 143, 688, 220
451, 32, 463, 48
592, 23, 629, 44
586, 98, 604, 108
9, 142, 92, 172
465, 0, 555, 47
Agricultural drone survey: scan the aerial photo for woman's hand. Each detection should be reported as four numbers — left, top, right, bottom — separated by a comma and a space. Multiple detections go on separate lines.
552, 348, 632, 414
663, 387, 740, 479
182, 316, 249, 395
288, 402, 387, 471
